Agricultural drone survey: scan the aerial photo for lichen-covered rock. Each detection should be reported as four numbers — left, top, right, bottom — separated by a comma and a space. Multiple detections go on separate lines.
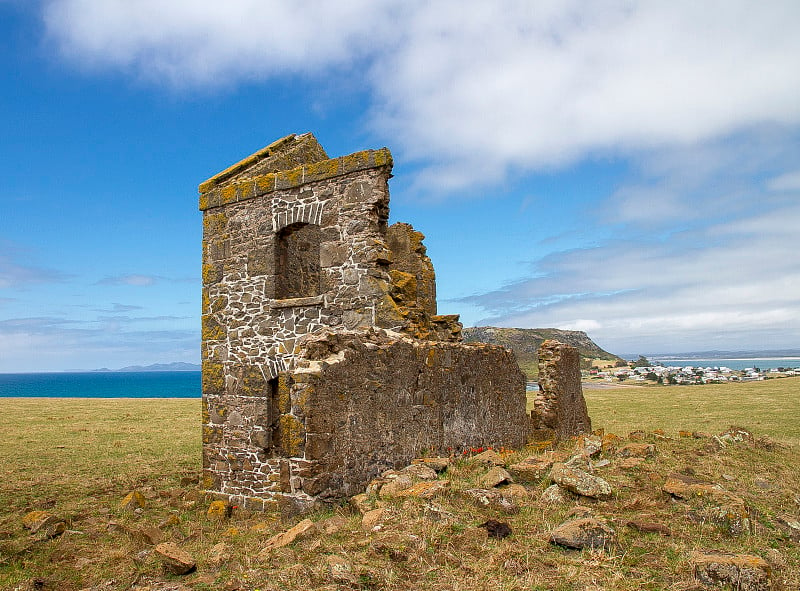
260, 518, 317, 552
154, 542, 196, 575
540, 484, 572, 504
461, 489, 519, 513
690, 552, 772, 591
119, 491, 146, 511
532, 340, 592, 440
616, 443, 656, 458
550, 518, 616, 549
481, 466, 513, 488
550, 462, 612, 500
508, 456, 555, 482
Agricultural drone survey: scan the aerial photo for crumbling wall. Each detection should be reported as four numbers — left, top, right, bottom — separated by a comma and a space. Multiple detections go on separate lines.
203, 328, 527, 510
531, 339, 592, 440
199, 133, 529, 511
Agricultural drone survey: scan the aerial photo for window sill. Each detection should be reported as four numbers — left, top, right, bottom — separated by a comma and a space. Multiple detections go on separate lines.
270, 295, 324, 309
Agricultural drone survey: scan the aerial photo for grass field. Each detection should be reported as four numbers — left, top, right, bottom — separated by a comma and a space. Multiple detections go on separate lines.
1, 378, 798, 590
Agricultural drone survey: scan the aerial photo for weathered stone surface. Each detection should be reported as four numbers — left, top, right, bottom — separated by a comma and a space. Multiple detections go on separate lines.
400, 463, 439, 480
200, 134, 530, 510
471, 449, 506, 466
461, 489, 519, 513
508, 456, 554, 482
540, 484, 572, 504
361, 508, 388, 530
550, 462, 612, 500
616, 443, 656, 458
481, 466, 513, 488
662, 473, 725, 499
260, 518, 316, 551
133, 526, 164, 546
22, 511, 61, 535
207, 542, 231, 568
395, 480, 450, 499
326, 554, 355, 583
775, 514, 800, 541
410, 457, 449, 473
154, 543, 196, 575
206, 500, 228, 520
532, 340, 592, 439
690, 552, 772, 591
119, 491, 146, 511
550, 518, 616, 550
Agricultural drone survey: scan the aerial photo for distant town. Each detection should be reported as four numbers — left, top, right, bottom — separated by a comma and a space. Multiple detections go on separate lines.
584, 356, 799, 385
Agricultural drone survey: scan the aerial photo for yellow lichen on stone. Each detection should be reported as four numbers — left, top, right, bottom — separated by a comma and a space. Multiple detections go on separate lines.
119, 491, 146, 511
207, 500, 228, 520
203, 212, 228, 235
202, 315, 224, 341
276, 374, 291, 414
237, 181, 255, 201
202, 361, 224, 394
220, 185, 237, 205
278, 414, 304, 457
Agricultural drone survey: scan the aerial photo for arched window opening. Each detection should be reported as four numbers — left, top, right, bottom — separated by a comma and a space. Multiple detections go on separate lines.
275, 222, 321, 299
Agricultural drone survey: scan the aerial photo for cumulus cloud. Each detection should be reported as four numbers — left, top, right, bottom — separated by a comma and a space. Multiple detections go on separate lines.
462, 138, 800, 353
42, 0, 800, 190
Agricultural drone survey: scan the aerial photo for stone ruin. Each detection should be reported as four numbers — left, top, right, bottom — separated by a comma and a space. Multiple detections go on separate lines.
530, 340, 592, 440
199, 133, 532, 512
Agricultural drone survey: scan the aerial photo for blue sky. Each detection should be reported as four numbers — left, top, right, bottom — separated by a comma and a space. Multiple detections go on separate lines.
1, 1, 799, 372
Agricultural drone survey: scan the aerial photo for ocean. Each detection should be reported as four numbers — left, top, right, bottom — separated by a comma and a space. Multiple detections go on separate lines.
647, 358, 800, 371
0, 371, 201, 398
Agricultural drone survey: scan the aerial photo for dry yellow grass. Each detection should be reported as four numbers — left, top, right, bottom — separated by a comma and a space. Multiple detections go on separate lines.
0, 378, 798, 590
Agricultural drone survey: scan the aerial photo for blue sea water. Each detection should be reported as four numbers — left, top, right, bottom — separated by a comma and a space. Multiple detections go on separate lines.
0, 371, 201, 398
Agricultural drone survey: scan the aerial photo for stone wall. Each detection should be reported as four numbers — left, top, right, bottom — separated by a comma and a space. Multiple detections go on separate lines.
531, 339, 592, 440
200, 133, 529, 511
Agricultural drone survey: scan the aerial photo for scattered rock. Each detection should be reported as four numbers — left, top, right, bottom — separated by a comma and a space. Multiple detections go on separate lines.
159, 514, 181, 528
481, 466, 513, 488
507, 456, 554, 482
471, 449, 506, 466
775, 514, 800, 541
133, 525, 164, 545
361, 508, 388, 530
260, 518, 317, 551
349, 493, 372, 515
663, 473, 723, 499
379, 474, 414, 498
628, 430, 646, 440
625, 520, 672, 536
395, 480, 449, 499
690, 552, 772, 591
326, 554, 355, 583
540, 484, 572, 504
575, 434, 602, 457
601, 432, 623, 451
500, 484, 529, 499
479, 519, 512, 539
317, 515, 349, 535
619, 457, 646, 469
550, 518, 616, 550
206, 500, 228, 520
461, 489, 519, 514
616, 443, 655, 458
592, 458, 611, 468
22, 511, 65, 538
550, 462, 612, 500
705, 500, 754, 536
401, 463, 439, 480
207, 541, 231, 567
411, 457, 450, 473
119, 491, 146, 511
154, 542, 196, 575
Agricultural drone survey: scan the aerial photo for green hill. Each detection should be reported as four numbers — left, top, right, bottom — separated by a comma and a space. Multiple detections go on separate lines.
462, 326, 623, 379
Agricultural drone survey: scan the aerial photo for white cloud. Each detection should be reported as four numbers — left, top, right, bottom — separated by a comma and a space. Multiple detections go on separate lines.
42, 1, 800, 191
96, 274, 160, 286
768, 170, 800, 191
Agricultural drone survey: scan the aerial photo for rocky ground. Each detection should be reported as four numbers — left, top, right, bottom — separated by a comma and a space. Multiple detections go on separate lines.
4, 427, 799, 591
